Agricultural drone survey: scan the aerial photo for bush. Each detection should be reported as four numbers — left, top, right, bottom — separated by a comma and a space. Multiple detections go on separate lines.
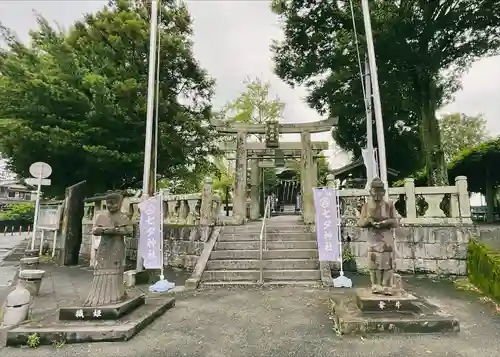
467, 239, 500, 302
0, 203, 35, 221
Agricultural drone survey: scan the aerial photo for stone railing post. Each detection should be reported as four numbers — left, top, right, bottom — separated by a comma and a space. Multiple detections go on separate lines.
326, 174, 335, 188
200, 177, 214, 226
455, 176, 472, 224
404, 178, 417, 220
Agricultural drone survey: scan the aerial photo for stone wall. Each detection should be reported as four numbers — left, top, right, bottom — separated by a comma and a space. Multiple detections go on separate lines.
342, 224, 477, 275
163, 226, 213, 271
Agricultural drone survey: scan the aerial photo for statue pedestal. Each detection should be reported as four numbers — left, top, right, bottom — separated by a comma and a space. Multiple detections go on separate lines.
8, 296, 175, 347
58, 295, 146, 321
330, 288, 459, 335
355, 288, 419, 313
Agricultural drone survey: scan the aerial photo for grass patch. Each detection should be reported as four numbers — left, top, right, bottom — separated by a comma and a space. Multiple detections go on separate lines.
467, 239, 500, 303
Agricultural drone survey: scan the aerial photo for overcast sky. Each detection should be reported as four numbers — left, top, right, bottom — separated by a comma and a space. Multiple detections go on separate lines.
0, 0, 499, 169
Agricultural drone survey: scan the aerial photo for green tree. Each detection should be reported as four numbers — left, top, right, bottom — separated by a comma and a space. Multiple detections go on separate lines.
0, 0, 215, 197
0, 203, 35, 221
221, 77, 285, 125
439, 113, 489, 162
211, 157, 235, 202
286, 156, 330, 186
217, 78, 286, 194
219, 77, 285, 143
271, 0, 500, 185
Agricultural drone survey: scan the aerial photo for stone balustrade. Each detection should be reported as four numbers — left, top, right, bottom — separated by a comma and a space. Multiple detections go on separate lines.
80, 178, 221, 270
335, 176, 472, 226
333, 176, 476, 276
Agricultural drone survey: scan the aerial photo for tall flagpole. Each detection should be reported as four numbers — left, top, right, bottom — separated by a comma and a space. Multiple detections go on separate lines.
138, 0, 159, 272
365, 57, 373, 158
361, 0, 388, 194
363, 57, 375, 188
141, 0, 159, 199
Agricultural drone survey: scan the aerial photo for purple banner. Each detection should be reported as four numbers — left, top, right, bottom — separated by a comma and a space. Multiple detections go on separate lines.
138, 195, 163, 269
313, 187, 340, 262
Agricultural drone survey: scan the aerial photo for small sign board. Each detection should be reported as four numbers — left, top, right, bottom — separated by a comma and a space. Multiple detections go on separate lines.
259, 159, 275, 168
38, 204, 63, 231
29, 162, 52, 179
25, 178, 51, 186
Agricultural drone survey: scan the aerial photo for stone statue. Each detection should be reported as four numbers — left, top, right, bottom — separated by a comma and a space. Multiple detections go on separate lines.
84, 191, 132, 306
357, 178, 398, 295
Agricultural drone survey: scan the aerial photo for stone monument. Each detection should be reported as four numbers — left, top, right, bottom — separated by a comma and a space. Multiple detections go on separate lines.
6, 191, 176, 346
58, 191, 145, 320
357, 177, 399, 295
328, 178, 459, 335
84, 191, 131, 306
354, 177, 419, 311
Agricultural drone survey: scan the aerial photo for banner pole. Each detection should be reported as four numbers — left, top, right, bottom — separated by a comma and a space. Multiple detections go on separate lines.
159, 190, 165, 281
335, 189, 344, 275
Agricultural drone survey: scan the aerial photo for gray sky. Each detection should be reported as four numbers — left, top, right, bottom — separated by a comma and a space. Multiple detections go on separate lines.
0, 0, 499, 169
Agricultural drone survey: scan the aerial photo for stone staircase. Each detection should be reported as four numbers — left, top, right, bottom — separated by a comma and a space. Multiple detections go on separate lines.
201, 216, 321, 286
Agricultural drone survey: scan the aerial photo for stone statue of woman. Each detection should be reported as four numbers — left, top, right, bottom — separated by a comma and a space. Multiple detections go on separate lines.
357, 178, 398, 295
84, 191, 132, 306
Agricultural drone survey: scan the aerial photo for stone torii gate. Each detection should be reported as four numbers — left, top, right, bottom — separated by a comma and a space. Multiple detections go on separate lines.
212, 117, 338, 225
220, 141, 328, 220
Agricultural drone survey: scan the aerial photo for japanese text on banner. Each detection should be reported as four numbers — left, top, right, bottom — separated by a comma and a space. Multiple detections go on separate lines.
138, 195, 163, 269
313, 188, 341, 261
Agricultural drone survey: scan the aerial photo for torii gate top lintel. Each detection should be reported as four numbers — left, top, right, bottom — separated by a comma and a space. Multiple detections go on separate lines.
211, 117, 338, 134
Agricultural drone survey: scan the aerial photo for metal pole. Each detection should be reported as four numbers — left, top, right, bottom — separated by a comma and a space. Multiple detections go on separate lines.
364, 57, 376, 187
361, 0, 388, 193
30, 172, 43, 250
141, 0, 159, 200
365, 57, 373, 154
159, 189, 165, 280
138, 0, 159, 272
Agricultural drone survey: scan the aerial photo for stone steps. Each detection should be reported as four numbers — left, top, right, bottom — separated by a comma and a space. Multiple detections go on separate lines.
224, 225, 313, 234
210, 249, 318, 260
201, 280, 320, 287
202, 217, 321, 286
215, 241, 317, 250
201, 269, 321, 282
219, 232, 315, 241
206, 259, 319, 270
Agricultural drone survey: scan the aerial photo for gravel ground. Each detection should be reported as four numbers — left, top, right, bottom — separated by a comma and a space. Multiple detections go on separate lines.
2, 275, 500, 357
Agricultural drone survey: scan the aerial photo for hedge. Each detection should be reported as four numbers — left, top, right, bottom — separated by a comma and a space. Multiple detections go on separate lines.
467, 239, 500, 302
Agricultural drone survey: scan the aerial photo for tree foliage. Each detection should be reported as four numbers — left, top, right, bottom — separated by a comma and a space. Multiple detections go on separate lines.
211, 157, 235, 201
439, 113, 489, 162
396, 137, 500, 193
286, 156, 330, 186
448, 137, 500, 193
214, 78, 287, 195
220, 77, 285, 125
0, 203, 35, 221
271, 0, 500, 185
0, 0, 215, 197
